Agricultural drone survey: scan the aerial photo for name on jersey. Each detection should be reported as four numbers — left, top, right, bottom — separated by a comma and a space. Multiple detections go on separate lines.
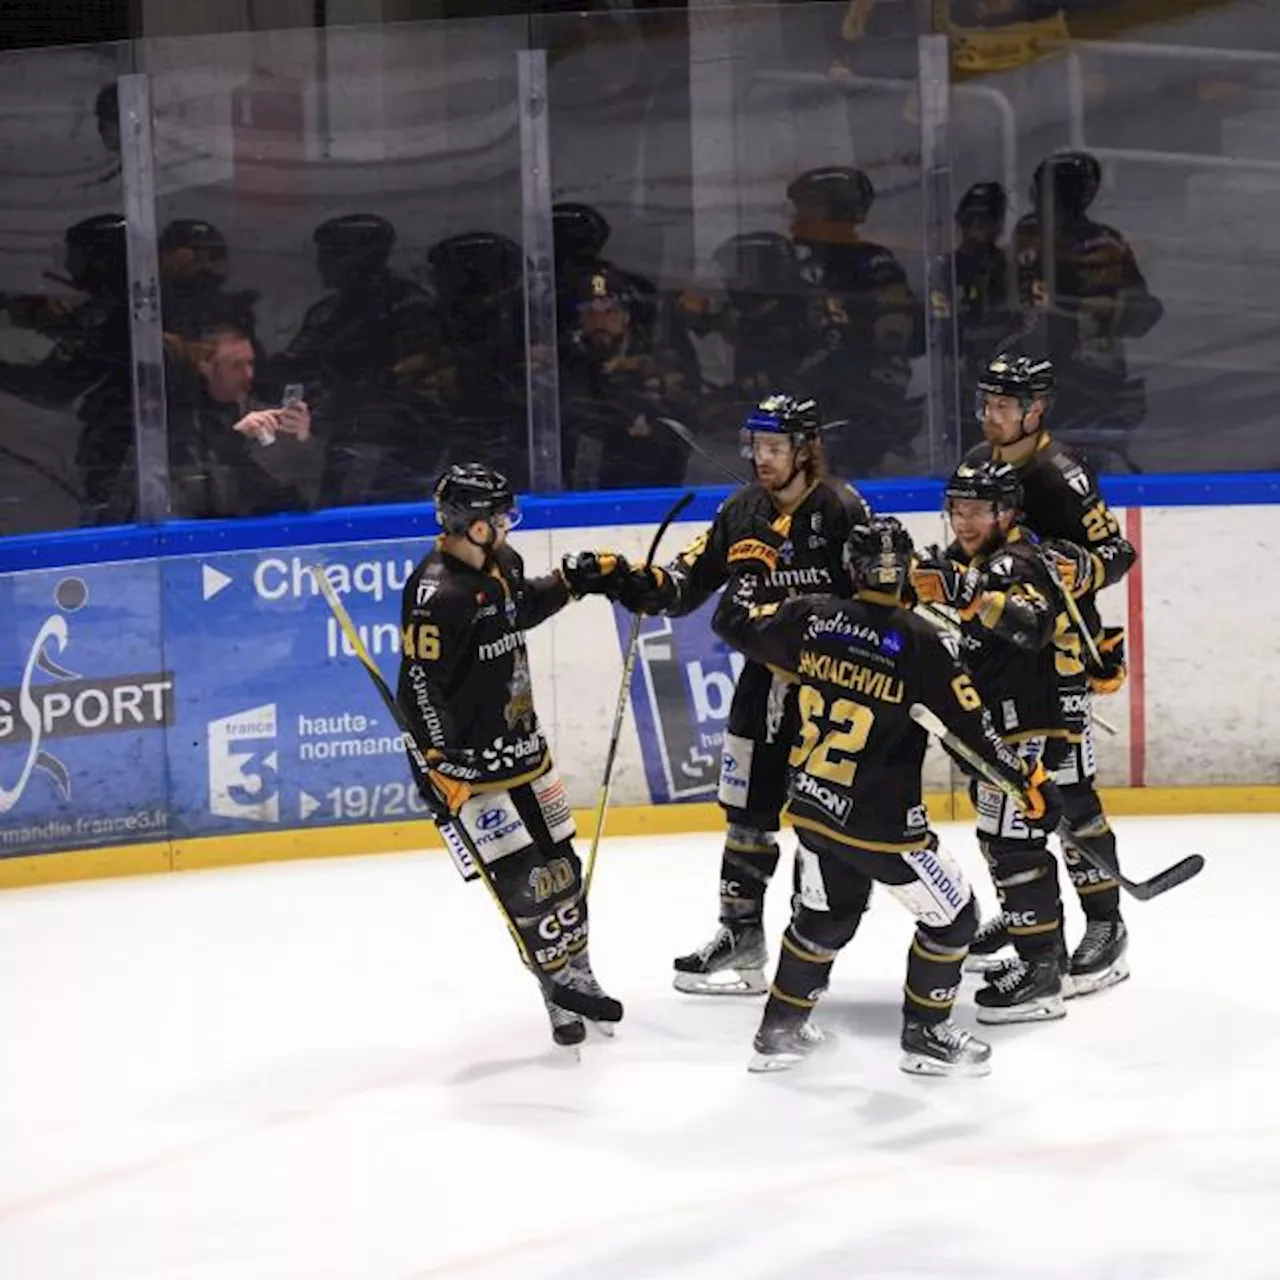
797, 651, 904, 703
477, 631, 526, 662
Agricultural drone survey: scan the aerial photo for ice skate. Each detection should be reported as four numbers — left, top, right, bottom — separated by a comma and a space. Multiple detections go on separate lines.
975, 953, 1066, 1024
900, 1017, 992, 1078
673, 922, 768, 995
541, 985, 585, 1051
1067, 918, 1130, 999
568, 951, 618, 1036
747, 1015, 825, 1073
963, 912, 1013, 975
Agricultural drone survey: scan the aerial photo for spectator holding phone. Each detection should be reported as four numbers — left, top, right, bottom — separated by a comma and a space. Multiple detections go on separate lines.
169, 323, 313, 519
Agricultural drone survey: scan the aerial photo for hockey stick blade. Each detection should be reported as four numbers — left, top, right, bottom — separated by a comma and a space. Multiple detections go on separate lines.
1125, 853, 1205, 901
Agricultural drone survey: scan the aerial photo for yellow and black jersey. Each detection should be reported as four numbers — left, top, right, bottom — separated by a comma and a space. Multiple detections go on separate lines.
941, 526, 1066, 747
713, 590, 1030, 852
396, 541, 570, 791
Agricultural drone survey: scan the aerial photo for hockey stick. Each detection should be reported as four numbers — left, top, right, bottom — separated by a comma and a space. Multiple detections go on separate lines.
908, 702, 1204, 901
310, 564, 621, 1022
654, 417, 746, 485
911, 596, 1118, 738
1043, 558, 1105, 668
584, 489, 696, 894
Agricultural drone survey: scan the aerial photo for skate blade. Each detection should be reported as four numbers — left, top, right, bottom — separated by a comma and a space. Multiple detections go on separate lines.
747, 1049, 807, 1073
900, 1051, 992, 1079
964, 952, 1011, 976
1065, 958, 1130, 1000
587, 1019, 616, 1039
975, 995, 1066, 1025
673, 968, 767, 997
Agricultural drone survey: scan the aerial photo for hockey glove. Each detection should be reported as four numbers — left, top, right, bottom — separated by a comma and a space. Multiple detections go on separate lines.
421, 749, 477, 819
1044, 539, 1103, 599
615, 565, 671, 615
1089, 626, 1127, 695
1021, 760, 1064, 831
911, 548, 982, 612
561, 550, 632, 599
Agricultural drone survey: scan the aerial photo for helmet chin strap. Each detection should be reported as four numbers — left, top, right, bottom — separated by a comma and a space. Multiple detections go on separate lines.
463, 518, 499, 566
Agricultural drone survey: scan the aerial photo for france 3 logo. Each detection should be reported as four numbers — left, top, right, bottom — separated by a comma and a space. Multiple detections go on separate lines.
612, 608, 743, 804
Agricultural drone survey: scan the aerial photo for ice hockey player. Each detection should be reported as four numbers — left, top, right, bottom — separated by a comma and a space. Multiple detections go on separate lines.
712, 516, 1063, 1076
913, 459, 1072, 1022
397, 462, 622, 1050
562, 394, 870, 996
960, 352, 1134, 996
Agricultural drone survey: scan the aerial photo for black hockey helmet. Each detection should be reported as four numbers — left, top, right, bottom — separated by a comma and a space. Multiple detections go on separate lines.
64, 213, 126, 294
956, 181, 1008, 230
552, 202, 611, 264
844, 516, 914, 599
1031, 150, 1101, 218
434, 463, 517, 535
428, 231, 523, 298
158, 218, 229, 285
312, 213, 396, 284
739, 393, 821, 459
945, 459, 1023, 514
787, 166, 875, 224
712, 231, 799, 293
976, 351, 1055, 422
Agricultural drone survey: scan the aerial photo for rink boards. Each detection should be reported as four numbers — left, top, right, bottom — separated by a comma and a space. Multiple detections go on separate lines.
0, 474, 1276, 887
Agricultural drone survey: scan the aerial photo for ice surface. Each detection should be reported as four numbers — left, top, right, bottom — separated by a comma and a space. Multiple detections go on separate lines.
1, 817, 1277, 1279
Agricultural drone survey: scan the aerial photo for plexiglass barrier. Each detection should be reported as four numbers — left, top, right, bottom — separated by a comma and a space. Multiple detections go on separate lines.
0, 3, 1278, 536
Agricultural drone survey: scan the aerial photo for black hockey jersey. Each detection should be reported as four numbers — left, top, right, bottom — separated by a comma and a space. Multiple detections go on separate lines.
657, 479, 871, 617
396, 541, 570, 790
714, 589, 1031, 852
966, 433, 1133, 633
942, 526, 1065, 750
653, 478, 872, 744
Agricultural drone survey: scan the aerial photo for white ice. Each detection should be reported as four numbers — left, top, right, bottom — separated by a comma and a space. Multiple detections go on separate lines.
1, 816, 1277, 1279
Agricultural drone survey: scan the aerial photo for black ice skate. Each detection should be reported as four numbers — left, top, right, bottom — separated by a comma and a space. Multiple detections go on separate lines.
963, 912, 1012, 975
1067, 919, 1130, 999
900, 1017, 992, 1078
673, 923, 767, 996
568, 952, 619, 1036
747, 1015, 825, 1073
975, 953, 1066, 1024
541, 986, 586, 1050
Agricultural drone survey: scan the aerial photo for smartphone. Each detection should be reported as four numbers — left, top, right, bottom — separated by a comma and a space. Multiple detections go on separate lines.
282, 383, 304, 409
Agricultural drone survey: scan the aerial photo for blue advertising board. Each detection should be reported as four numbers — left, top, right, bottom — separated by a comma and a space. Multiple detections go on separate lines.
612, 604, 738, 806
0, 539, 450, 858
0, 560, 170, 856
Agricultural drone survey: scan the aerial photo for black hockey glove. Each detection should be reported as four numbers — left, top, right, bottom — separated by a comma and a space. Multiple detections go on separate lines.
615, 565, 671, 615
561, 550, 633, 600
1043, 538, 1103, 600
910, 546, 982, 612
418, 748, 479, 819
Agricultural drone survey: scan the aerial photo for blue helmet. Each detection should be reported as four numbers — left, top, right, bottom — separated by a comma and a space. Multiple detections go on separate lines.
739, 394, 821, 459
